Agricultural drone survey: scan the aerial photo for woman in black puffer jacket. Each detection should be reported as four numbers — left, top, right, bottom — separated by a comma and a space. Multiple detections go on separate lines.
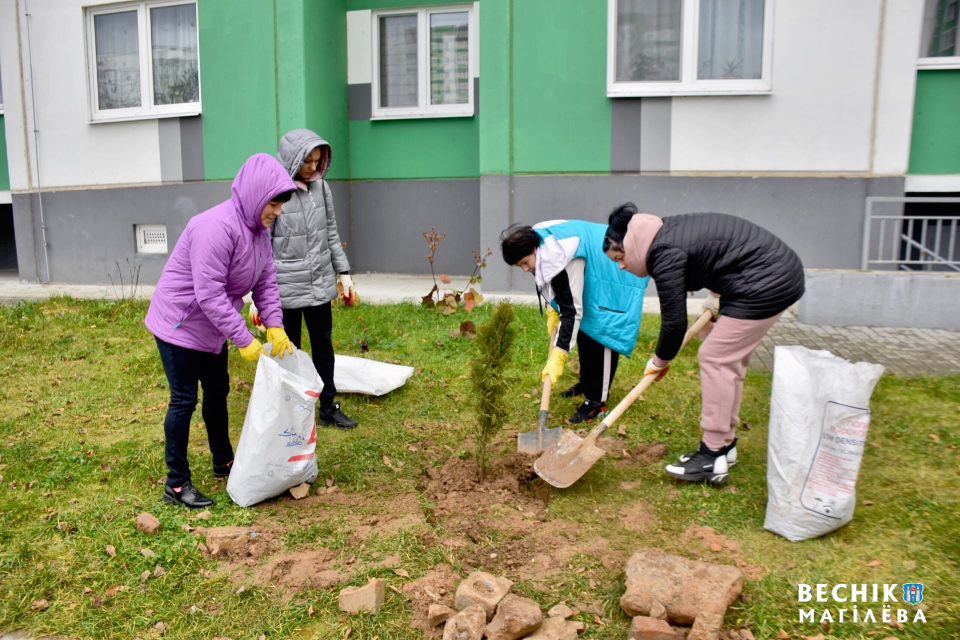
604, 203, 804, 484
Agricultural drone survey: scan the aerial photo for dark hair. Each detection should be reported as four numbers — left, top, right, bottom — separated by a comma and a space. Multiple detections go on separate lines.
499, 225, 541, 265
270, 189, 295, 204
603, 202, 638, 252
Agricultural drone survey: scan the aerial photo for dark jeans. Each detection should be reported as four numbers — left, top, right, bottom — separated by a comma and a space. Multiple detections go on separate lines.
283, 303, 336, 408
155, 337, 233, 489
577, 330, 620, 404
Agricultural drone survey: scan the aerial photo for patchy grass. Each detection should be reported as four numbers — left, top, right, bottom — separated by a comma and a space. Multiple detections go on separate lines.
0, 297, 957, 639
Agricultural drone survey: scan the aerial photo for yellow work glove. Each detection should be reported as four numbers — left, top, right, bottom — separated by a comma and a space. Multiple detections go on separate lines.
238, 338, 266, 362
545, 307, 560, 339
265, 327, 294, 359
541, 348, 568, 383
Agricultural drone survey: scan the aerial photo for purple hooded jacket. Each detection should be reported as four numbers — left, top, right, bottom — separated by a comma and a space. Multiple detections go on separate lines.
145, 154, 296, 353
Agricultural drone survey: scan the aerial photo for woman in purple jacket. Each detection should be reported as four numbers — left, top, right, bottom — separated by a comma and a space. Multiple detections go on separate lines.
145, 154, 297, 509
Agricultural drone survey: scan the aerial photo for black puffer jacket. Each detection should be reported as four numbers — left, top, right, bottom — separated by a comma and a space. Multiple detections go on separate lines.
646, 213, 805, 361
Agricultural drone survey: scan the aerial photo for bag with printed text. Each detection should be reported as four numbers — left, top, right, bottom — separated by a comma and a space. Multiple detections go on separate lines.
227, 345, 321, 507
763, 346, 885, 542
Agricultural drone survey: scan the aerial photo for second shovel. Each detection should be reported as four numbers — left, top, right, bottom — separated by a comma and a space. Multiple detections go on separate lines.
517, 375, 562, 455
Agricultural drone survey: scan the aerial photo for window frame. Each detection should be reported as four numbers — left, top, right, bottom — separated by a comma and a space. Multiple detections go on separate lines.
606, 0, 775, 98
918, 0, 959, 68
370, 4, 476, 120
84, 0, 201, 123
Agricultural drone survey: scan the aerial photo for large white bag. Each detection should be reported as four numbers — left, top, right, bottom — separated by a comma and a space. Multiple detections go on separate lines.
227, 346, 321, 507
334, 355, 414, 396
763, 346, 885, 542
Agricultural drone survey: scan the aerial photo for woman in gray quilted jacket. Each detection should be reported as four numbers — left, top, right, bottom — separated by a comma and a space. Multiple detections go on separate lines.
250, 129, 358, 429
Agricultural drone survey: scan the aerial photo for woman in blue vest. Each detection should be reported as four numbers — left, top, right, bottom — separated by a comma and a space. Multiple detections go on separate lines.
500, 220, 649, 423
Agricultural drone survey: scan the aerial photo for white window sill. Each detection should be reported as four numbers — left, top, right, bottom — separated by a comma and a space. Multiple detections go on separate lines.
608, 87, 772, 98
90, 107, 202, 124
370, 109, 474, 121
917, 57, 960, 71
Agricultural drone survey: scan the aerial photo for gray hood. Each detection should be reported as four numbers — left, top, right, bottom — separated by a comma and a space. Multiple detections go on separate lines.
277, 128, 331, 181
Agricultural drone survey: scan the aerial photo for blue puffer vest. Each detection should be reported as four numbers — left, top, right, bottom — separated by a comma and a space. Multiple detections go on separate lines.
535, 220, 649, 356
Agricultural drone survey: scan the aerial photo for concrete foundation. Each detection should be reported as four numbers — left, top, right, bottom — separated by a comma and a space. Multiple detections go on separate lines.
797, 269, 960, 329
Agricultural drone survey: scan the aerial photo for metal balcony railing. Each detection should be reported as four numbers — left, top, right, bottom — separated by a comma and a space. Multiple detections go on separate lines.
861, 197, 960, 272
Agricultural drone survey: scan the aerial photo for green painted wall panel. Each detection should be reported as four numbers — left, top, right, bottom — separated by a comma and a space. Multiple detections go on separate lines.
199, 0, 280, 181
305, 0, 350, 180
276, 0, 308, 137
348, 0, 466, 11
0, 115, 9, 191
479, 0, 511, 175
349, 118, 479, 179
909, 70, 960, 175
512, 0, 610, 173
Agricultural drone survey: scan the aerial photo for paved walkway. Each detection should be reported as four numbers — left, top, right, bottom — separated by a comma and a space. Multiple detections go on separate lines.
2, 273, 958, 376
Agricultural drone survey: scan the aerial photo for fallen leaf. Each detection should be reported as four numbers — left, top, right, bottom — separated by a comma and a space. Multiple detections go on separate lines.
904, 560, 917, 570
867, 559, 882, 567
140, 570, 151, 582
83, 587, 92, 594
153, 565, 165, 578
31, 599, 50, 611
617, 424, 627, 438
382, 455, 395, 470
195, 510, 212, 520
101, 463, 110, 472
141, 549, 156, 558
105, 585, 122, 597
862, 500, 874, 506
105, 545, 116, 557
236, 585, 246, 595
929, 433, 941, 442
710, 543, 722, 552
326, 477, 334, 487
180, 524, 194, 532
308, 604, 314, 616
92, 594, 102, 609
889, 620, 905, 630
804, 635, 824, 640
407, 445, 419, 453
440, 274, 452, 285
289, 483, 310, 500
388, 584, 403, 594
85, 450, 94, 458
777, 632, 790, 640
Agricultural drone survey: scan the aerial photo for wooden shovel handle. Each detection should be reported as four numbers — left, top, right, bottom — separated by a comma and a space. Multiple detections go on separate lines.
540, 375, 552, 412
596, 310, 714, 434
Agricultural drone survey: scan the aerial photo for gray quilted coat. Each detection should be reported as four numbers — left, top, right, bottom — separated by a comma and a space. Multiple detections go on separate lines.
271, 129, 350, 309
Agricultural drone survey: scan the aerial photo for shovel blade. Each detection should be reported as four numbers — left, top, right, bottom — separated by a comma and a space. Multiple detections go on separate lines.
533, 429, 606, 488
517, 425, 563, 456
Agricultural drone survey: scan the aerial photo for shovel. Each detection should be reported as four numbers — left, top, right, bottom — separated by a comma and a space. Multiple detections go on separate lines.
533, 310, 714, 488
517, 375, 563, 455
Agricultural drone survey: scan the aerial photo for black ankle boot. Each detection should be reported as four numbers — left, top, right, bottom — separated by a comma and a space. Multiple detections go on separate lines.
318, 402, 358, 430
163, 481, 215, 509
213, 460, 234, 479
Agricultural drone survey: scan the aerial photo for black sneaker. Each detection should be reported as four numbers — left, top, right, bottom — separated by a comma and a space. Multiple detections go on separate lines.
162, 481, 215, 509
318, 402, 358, 430
664, 442, 730, 484
570, 399, 607, 424
678, 437, 737, 468
213, 460, 234, 479
559, 382, 585, 398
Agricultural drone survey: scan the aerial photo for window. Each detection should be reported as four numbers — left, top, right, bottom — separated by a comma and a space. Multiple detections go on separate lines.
136, 224, 168, 254
919, 0, 960, 69
607, 0, 774, 97
85, 1, 200, 122
371, 5, 475, 119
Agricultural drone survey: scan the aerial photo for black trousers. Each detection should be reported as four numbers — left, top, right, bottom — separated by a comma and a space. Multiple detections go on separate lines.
155, 337, 233, 489
283, 303, 337, 408
577, 330, 619, 404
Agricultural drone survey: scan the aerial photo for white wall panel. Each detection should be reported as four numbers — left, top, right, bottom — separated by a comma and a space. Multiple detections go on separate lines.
347, 10, 372, 85
671, 0, 888, 173
7, 0, 161, 190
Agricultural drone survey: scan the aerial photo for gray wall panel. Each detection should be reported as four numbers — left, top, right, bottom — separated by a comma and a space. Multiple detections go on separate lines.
179, 116, 205, 182
14, 183, 231, 284
157, 118, 183, 183
639, 98, 671, 172
610, 99, 642, 172
482, 174, 904, 290
350, 179, 479, 275
348, 84, 372, 121
479, 174, 514, 291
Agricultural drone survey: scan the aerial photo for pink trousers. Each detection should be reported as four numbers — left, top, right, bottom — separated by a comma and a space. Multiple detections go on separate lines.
697, 313, 783, 449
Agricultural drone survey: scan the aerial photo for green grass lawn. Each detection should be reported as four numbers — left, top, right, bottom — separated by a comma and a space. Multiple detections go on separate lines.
0, 298, 957, 639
